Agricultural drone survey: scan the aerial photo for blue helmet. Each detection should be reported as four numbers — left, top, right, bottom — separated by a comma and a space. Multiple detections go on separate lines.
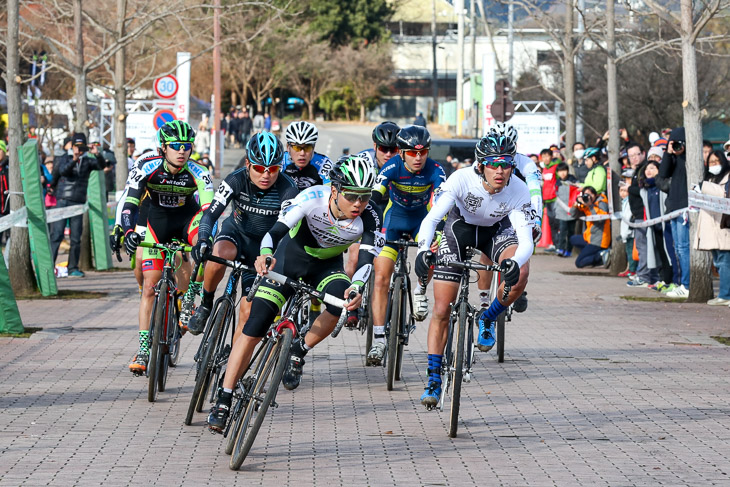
247, 132, 284, 167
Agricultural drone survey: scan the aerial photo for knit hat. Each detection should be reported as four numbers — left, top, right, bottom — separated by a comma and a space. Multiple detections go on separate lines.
0, 140, 6, 152
648, 132, 660, 145
647, 146, 664, 160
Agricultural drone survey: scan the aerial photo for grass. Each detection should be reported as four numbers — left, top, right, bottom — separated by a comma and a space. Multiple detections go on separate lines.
0, 327, 43, 338
16, 290, 108, 300
620, 295, 686, 303
711, 336, 730, 346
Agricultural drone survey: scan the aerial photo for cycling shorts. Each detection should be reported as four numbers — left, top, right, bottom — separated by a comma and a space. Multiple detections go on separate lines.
433, 207, 518, 283
242, 237, 350, 338
141, 204, 202, 272
379, 204, 427, 261
214, 217, 259, 293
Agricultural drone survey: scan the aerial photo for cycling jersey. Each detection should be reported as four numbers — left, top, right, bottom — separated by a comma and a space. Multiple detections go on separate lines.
356, 148, 389, 211
282, 152, 333, 189
198, 167, 298, 242
514, 153, 543, 217
261, 185, 383, 288
373, 155, 446, 211
121, 156, 214, 233
418, 165, 537, 267
114, 152, 159, 231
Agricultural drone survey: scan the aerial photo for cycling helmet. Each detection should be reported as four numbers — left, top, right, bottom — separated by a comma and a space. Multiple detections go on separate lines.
329, 154, 377, 190
156, 120, 195, 146
285, 121, 318, 146
583, 147, 601, 159
485, 122, 518, 150
247, 132, 284, 167
396, 125, 431, 151
372, 121, 400, 147
475, 131, 516, 160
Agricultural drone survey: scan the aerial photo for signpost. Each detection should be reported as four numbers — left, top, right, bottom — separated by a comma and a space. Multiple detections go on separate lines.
176, 52, 191, 123
153, 109, 177, 130
153, 75, 178, 100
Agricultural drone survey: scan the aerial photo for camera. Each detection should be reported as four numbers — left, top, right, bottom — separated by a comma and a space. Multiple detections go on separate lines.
671, 140, 684, 151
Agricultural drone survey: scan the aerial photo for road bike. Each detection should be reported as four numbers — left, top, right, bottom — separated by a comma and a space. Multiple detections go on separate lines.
225, 266, 351, 470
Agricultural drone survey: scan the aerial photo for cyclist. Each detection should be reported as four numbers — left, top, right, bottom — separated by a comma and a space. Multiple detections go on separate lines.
474, 123, 542, 311
186, 132, 298, 336
344, 121, 400, 277
207, 155, 381, 433
414, 134, 537, 408
282, 120, 333, 190
121, 120, 214, 374
366, 125, 446, 366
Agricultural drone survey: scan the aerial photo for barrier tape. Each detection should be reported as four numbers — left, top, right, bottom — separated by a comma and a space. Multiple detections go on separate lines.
45, 203, 89, 223
0, 207, 28, 233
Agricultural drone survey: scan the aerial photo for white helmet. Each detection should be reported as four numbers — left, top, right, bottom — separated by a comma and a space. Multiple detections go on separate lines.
485, 122, 518, 146
285, 121, 319, 146
330, 154, 377, 190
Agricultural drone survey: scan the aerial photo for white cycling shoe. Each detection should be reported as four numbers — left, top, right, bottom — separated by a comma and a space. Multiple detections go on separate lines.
413, 292, 429, 321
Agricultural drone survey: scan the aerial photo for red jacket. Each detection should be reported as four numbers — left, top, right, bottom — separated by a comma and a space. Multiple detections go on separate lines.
541, 160, 559, 202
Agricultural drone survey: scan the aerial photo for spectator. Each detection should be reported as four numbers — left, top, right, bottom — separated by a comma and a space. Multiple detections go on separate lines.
90, 140, 114, 195
223, 113, 232, 148
618, 183, 637, 279
196, 114, 210, 155
703, 139, 713, 164
42, 155, 57, 209
413, 112, 427, 127
50, 133, 104, 278
198, 151, 215, 177
695, 149, 730, 305
581, 147, 607, 195
639, 160, 674, 289
264, 113, 272, 132
0, 141, 9, 217
569, 186, 612, 268
555, 162, 578, 257
239, 111, 253, 148
126, 138, 136, 171
253, 112, 264, 134
658, 127, 690, 298
228, 111, 241, 148
647, 146, 664, 164
723, 137, 730, 159
540, 148, 561, 253
626, 145, 655, 288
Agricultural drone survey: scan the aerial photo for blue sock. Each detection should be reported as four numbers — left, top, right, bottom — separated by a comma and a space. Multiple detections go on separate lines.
427, 354, 443, 384
480, 297, 507, 323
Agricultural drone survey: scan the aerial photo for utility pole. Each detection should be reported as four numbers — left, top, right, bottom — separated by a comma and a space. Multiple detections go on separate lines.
508, 0, 514, 87
431, 0, 438, 123
576, 0, 585, 144
456, 0, 465, 136
470, 0, 476, 73
213, 0, 222, 174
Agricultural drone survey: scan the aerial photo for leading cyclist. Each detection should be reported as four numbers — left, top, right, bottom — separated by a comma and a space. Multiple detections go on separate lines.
207, 155, 382, 433
414, 134, 537, 408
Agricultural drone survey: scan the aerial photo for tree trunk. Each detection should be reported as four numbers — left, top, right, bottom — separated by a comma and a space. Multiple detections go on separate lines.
562, 1, 576, 155
681, 0, 713, 301
306, 101, 314, 121
73, 0, 88, 135
113, 0, 128, 193
359, 102, 366, 123
6, 0, 37, 296
606, 0, 626, 274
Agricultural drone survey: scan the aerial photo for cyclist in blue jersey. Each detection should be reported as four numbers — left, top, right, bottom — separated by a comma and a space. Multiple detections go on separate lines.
366, 125, 446, 365
345, 121, 400, 277
186, 133, 299, 336
282, 121, 333, 190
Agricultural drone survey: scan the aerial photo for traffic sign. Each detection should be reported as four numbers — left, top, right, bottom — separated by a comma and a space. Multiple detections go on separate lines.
153, 109, 177, 130
153, 75, 178, 99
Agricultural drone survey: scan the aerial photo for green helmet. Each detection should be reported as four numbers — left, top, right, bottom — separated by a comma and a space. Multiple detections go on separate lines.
156, 120, 196, 147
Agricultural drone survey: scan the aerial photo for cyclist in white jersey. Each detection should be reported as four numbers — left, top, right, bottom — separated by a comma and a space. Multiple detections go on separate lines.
414, 134, 537, 408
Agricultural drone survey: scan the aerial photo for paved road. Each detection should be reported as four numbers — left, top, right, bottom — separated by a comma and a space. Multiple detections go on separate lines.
2, 251, 730, 486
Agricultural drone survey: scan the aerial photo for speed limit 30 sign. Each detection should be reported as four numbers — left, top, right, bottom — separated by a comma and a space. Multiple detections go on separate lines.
154, 75, 179, 99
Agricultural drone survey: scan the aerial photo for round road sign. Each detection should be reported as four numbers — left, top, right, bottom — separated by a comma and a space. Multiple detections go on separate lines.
153, 109, 177, 130
154, 75, 178, 99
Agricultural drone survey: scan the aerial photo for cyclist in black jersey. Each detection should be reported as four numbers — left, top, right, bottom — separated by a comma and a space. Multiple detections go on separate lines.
186, 133, 298, 336
282, 121, 333, 190
121, 120, 214, 374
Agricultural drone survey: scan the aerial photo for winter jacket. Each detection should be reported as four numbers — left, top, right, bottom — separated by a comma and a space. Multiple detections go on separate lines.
694, 173, 730, 251
555, 175, 578, 221
54, 152, 104, 203
541, 159, 560, 202
620, 197, 634, 241
628, 161, 647, 220
571, 193, 611, 248
582, 164, 607, 195
657, 127, 688, 213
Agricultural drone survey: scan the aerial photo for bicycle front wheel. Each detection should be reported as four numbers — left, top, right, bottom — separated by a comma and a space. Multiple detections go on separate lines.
394, 284, 408, 381
363, 275, 374, 355
497, 312, 506, 363
229, 328, 293, 470
386, 276, 403, 391
147, 281, 168, 403
448, 301, 467, 438
158, 292, 175, 393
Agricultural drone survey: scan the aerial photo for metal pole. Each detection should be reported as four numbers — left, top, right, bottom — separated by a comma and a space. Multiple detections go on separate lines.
456, 0, 465, 136
213, 0, 222, 174
576, 0, 585, 144
470, 0, 476, 74
508, 0, 514, 87
431, 0, 438, 123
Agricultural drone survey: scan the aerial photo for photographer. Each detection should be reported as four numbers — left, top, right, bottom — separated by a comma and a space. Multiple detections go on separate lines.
50, 133, 104, 278
569, 186, 612, 268
657, 127, 690, 298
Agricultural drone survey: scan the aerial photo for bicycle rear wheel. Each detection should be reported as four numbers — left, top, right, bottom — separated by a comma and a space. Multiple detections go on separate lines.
168, 296, 181, 368
394, 286, 408, 381
448, 301, 467, 438
497, 312, 506, 363
386, 276, 403, 391
229, 328, 293, 470
147, 281, 168, 403
363, 275, 374, 355
158, 292, 175, 393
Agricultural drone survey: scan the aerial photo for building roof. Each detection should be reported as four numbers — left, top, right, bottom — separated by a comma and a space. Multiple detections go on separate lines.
389, 0, 465, 24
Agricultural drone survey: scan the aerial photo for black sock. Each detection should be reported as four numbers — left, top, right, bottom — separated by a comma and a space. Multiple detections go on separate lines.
218, 390, 232, 407
202, 290, 215, 309
291, 338, 309, 358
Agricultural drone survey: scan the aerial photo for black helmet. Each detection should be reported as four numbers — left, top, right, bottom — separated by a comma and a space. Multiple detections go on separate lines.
475, 132, 517, 160
396, 125, 431, 151
372, 121, 400, 147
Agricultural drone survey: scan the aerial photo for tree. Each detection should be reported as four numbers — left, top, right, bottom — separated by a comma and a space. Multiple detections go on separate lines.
306, 0, 394, 46
286, 33, 337, 120
338, 43, 393, 121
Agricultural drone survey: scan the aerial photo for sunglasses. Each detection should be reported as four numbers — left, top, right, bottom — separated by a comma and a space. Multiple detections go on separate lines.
404, 149, 429, 157
250, 164, 281, 174
377, 145, 398, 154
339, 190, 372, 203
290, 144, 314, 153
168, 142, 193, 152
480, 155, 515, 169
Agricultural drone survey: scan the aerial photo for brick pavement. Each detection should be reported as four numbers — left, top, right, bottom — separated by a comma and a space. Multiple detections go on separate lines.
1, 253, 730, 486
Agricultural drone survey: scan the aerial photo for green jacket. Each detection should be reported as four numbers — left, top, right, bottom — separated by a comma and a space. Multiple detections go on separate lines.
582, 164, 607, 194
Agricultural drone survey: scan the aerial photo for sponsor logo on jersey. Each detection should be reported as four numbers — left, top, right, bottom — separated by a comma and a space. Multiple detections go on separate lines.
463, 192, 484, 214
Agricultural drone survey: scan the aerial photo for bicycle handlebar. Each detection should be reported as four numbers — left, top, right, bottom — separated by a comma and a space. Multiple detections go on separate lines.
430, 252, 511, 301
139, 241, 193, 253
330, 290, 357, 338
386, 239, 419, 248
203, 254, 254, 272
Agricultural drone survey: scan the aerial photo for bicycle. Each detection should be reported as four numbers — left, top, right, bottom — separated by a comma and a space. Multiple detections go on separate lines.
224, 266, 352, 470
137, 240, 191, 403
184, 254, 254, 426
381, 237, 422, 391
430, 250, 510, 438
487, 270, 514, 364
